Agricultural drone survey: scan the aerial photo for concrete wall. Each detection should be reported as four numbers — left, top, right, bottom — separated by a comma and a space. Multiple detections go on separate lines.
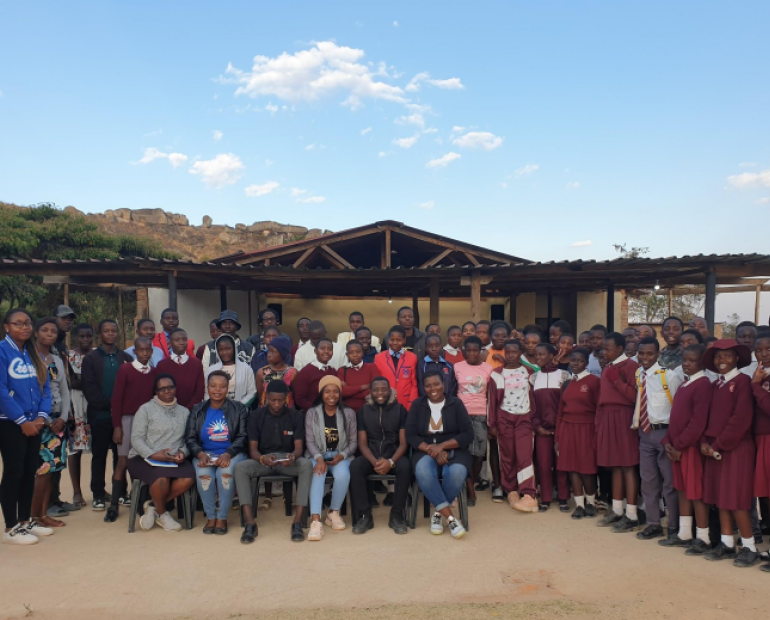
576, 291, 624, 335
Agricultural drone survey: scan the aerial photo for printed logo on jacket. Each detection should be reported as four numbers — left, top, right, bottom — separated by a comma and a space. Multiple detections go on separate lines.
9, 358, 37, 380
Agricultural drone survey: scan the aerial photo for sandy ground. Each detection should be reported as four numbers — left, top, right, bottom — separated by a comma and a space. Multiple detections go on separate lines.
1, 457, 768, 620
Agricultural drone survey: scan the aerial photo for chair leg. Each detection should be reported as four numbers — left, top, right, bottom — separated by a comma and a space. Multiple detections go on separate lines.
423, 494, 430, 519
128, 480, 142, 533
410, 483, 419, 529
283, 481, 293, 517
183, 489, 195, 530
459, 484, 469, 531
301, 506, 308, 529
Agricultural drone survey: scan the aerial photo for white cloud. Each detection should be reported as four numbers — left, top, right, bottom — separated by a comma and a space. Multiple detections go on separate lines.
305, 143, 316, 151
188, 153, 244, 188
133, 147, 188, 168
452, 131, 503, 151
571, 240, 592, 247
406, 72, 465, 92
393, 135, 419, 149
360, 127, 372, 136
290, 187, 308, 197
426, 152, 461, 168
244, 181, 280, 197
727, 169, 770, 189
224, 41, 407, 110
395, 112, 425, 127
450, 126, 465, 134
757, 197, 770, 204
212, 130, 223, 142
265, 159, 274, 166
393, 20, 399, 27
500, 182, 508, 189
297, 195, 326, 204
265, 102, 279, 114
378, 151, 388, 158
566, 181, 580, 189
418, 200, 435, 210
740, 162, 758, 167
512, 163, 539, 178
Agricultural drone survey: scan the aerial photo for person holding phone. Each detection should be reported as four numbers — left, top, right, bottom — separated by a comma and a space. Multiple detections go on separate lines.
127, 374, 193, 532
186, 370, 248, 535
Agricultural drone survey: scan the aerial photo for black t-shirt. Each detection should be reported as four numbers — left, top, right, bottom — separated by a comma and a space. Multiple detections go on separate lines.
324, 413, 339, 452
404, 333, 416, 352
248, 406, 304, 455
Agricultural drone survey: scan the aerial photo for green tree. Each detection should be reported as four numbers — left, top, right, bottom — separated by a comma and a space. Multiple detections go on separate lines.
722, 313, 740, 338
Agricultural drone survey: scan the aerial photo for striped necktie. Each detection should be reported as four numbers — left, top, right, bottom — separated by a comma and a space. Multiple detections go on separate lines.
717, 376, 726, 389
639, 371, 651, 433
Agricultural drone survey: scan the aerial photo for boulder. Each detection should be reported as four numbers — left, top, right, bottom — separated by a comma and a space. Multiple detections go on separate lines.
202, 215, 212, 228
64, 206, 84, 217
169, 213, 189, 226
130, 208, 168, 225
306, 228, 323, 239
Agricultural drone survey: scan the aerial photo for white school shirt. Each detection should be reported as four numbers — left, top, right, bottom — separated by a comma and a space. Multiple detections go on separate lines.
336, 331, 381, 350
740, 359, 758, 378
293, 341, 346, 371
587, 353, 602, 377
632, 362, 682, 427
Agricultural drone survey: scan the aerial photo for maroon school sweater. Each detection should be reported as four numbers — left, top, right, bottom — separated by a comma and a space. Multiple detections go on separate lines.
337, 363, 378, 412
111, 365, 157, 428
557, 374, 601, 426
752, 378, 770, 436
294, 364, 337, 412
157, 356, 205, 411
661, 375, 711, 451
597, 357, 638, 408
703, 372, 754, 453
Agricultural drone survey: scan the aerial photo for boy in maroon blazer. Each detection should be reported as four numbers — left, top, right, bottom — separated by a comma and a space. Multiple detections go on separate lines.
157, 328, 205, 410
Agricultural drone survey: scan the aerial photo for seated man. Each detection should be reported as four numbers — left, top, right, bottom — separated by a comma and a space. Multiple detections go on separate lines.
233, 381, 312, 543
337, 312, 381, 350
350, 377, 411, 535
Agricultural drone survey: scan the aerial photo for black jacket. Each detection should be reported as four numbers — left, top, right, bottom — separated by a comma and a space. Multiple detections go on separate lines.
358, 389, 407, 460
185, 399, 249, 458
81, 347, 133, 422
406, 394, 474, 473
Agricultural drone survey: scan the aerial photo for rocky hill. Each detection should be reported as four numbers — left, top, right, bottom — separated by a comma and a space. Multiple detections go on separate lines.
63, 206, 326, 262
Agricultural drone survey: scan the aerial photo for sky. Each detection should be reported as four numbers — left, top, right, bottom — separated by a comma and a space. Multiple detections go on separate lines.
1, 1, 769, 321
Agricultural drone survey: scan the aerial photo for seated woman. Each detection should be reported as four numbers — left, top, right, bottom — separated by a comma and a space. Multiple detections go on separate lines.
305, 376, 357, 541
185, 370, 249, 535
127, 374, 194, 532
206, 334, 257, 408
406, 370, 473, 539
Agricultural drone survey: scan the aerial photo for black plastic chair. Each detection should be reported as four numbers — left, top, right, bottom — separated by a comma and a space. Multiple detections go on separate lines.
127, 479, 196, 533
350, 473, 417, 522
240, 474, 308, 527
408, 478, 469, 531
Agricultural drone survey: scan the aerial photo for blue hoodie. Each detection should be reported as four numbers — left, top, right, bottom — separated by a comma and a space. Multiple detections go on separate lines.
0, 335, 51, 424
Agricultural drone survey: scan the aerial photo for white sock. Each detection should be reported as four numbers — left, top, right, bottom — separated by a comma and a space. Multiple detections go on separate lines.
612, 500, 624, 516
678, 516, 693, 541
696, 527, 710, 544
574, 495, 585, 509
586, 494, 596, 506
626, 504, 638, 520
721, 534, 735, 548
742, 537, 757, 552
447, 515, 456, 523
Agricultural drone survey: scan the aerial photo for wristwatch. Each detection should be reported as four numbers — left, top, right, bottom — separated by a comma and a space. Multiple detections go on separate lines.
388, 458, 395, 469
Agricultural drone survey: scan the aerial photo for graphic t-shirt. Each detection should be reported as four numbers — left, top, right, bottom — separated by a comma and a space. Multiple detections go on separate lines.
454, 361, 493, 417
201, 406, 230, 455
324, 413, 339, 452
501, 367, 531, 415
404, 333, 416, 352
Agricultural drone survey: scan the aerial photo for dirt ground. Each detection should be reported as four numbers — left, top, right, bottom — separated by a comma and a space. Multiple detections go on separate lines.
1, 456, 768, 620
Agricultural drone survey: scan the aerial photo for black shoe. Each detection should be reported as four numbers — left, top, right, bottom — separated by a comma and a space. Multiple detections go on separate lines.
598, 512, 623, 527
388, 513, 408, 535
215, 526, 228, 535
755, 534, 764, 545
704, 542, 737, 561
291, 522, 304, 542
636, 524, 664, 540
352, 512, 374, 535
373, 481, 388, 494
637, 508, 647, 525
685, 539, 711, 555
475, 479, 490, 492
559, 501, 570, 513
538, 503, 550, 512
584, 503, 597, 518
240, 523, 257, 544
571, 506, 586, 520
658, 533, 692, 547
203, 524, 216, 535
383, 492, 394, 507
760, 562, 770, 572
611, 515, 640, 533
734, 547, 760, 568
103, 506, 118, 523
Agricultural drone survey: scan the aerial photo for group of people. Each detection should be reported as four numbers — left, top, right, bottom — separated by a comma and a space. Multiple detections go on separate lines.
2, 303, 770, 571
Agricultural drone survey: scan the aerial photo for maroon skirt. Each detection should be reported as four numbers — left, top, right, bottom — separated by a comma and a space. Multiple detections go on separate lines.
703, 436, 755, 511
754, 434, 770, 498
557, 421, 597, 474
127, 456, 195, 486
595, 405, 639, 467
672, 445, 704, 500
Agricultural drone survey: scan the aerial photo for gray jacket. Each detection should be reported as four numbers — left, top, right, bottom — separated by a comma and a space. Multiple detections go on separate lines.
47, 354, 71, 422
382, 327, 426, 362
304, 403, 357, 461
129, 398, 191, 460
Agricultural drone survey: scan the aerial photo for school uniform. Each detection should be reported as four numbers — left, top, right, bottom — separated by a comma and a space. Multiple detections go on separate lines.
293, 360, 338, 412
596, 354, 640, 467
556, 371, 600, 475
488, 366, 536, 498
111, 361, 158, 456
702, 369, 755, 511
156, 354, 205, 411
337, 362, 378, 412
752, 369, 770, 498
531, 367, 571, 504
632, 362, 682, 529
442, 345, 464, 366
152, 332, 196, 359
661, 371, 711, 500
416, 356, 457, 398
587, 352, 603, 378
374, 349, 419, 411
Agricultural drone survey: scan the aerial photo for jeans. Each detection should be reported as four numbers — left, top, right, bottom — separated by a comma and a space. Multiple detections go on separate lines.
414, 456, 467, 511
310, 451, 351, 516
0, 421, 41, 529
194, 453, 246, 520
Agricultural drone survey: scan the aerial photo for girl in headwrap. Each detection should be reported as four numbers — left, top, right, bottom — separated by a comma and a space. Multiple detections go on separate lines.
256, 335, 297, 408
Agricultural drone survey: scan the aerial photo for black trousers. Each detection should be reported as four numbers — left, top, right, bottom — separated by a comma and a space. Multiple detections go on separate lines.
0, 421, 41, 529
90, 418, 116, 500
350, 455, 411, 518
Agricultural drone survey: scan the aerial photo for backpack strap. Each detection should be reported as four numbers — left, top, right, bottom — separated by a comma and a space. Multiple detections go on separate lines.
657, 369, 673, 405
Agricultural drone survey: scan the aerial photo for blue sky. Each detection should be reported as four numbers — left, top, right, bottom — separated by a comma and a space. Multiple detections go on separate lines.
1, 1, 769, 315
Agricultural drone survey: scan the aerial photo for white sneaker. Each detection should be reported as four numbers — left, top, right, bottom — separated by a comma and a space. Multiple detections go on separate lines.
448, 517, 466, 539
430, 512, 444, 535
2, 524, 39, 545
308, 520, 325, 541
155, 512, 182, 532
140, 501, 156, 530
25, 519, 54, 537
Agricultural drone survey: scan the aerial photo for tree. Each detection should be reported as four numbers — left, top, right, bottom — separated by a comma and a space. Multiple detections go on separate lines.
613, 243, 650, 259
723, 313, 740, 338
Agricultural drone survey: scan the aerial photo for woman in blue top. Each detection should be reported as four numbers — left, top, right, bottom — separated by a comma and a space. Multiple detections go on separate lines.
0, 309, 52, 546
185, 370, 249, 535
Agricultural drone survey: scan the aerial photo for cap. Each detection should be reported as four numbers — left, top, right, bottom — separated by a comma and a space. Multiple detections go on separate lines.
216, 310, 241, 330
54, 305, 77, 319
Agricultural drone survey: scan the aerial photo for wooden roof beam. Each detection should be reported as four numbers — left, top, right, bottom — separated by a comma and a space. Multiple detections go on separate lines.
320, 245, 355, 269
420, 248, 453, 269
292, 247, 316, 269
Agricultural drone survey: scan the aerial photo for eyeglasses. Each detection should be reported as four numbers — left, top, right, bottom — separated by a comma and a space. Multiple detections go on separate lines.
8, 321, 32, 328
156, 385, 176, 393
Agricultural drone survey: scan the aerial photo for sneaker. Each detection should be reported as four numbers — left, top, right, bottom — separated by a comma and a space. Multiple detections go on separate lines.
104, 506, 118, 523
139, 501, 156, 530
571, 506, 586, 520
308, 520, 324, 541
475, 479, 490, 492
92, 498, 106, 512
324, 510, 346, 531
118, 495, 131, 506
538, 503, 550, 512
25, 519, 54, 537
760, 562, 770, 573
506, 491, 520, 508
447, 518, 466, 539
2, 524, 38, 546
46, 504, 69, 518
353, 512, 374, 534
58, 500, 80, 512
685, 539, 711, 555
595, 499, 609, 512
734, 547, 760, 567
658, 534, 692, 548
559, 501, 570, 513
388, 512, 408, 535
611, 515, 640, 533
156, 511, 182, 532
636, 524, 664, 540
291, 522, 304, 542
598, 511, 623, 527
704, 542, 737, 561
513, 495, 539, 513
584, 503, 598, 518
493, 487, 506, 503
430, 512, 444, 535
